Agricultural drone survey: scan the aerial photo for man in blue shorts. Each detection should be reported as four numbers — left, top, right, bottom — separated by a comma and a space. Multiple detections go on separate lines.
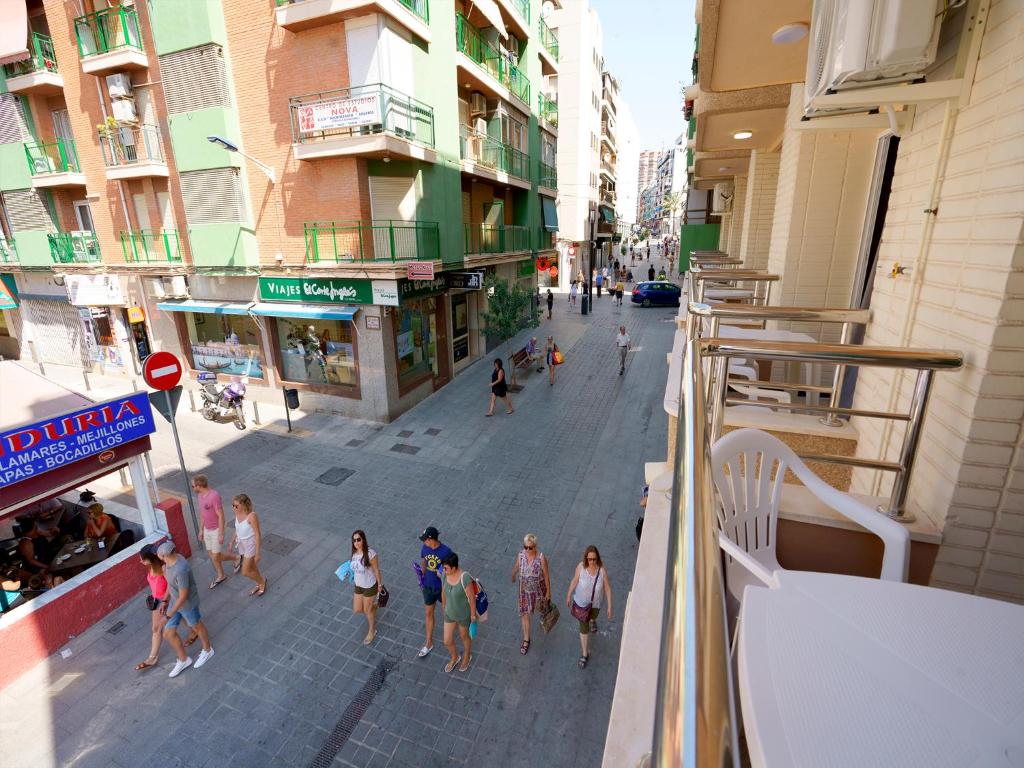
417, 526, 452, 659
158, 541, 215, 678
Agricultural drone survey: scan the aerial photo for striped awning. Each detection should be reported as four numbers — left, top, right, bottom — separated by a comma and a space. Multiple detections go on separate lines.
0, 0, 28, 66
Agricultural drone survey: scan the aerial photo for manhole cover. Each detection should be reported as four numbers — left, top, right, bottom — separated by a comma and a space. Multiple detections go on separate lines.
260, 533, 301, 557
107, 621, 126, 635
345, 439, 364, 448
425, 428, 442, 436
390, 443, 420, 455
317, 467, 355, 486
397, 430, 414, 438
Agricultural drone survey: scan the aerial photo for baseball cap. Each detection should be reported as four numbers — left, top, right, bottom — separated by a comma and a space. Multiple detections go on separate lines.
156, 541, 175, 557
419, 526, 439, 542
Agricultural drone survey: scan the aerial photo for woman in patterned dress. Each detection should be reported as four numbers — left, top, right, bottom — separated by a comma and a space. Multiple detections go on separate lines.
510, 533, 551, 655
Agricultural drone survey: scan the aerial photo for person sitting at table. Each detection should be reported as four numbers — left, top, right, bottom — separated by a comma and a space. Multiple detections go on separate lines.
84, 503, 117, 540
16, 525, 56, 587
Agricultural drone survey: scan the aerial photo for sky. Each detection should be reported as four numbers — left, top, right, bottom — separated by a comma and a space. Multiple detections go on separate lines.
589, 0, 696, 151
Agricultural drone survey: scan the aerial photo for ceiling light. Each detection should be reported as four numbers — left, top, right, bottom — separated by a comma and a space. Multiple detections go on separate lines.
718, 166, 731, 172
733, 130, 753, 140
772, 22, 809, 45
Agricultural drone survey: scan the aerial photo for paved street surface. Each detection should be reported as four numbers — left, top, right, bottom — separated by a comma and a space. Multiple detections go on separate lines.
1, 287, 678, 768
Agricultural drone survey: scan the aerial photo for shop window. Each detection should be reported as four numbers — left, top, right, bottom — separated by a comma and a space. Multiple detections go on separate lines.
182, 312, 264, 379
80, 307, 125, 367
451, 294, 469, 363
275, 319, 357, 388
396, 298, 438, 383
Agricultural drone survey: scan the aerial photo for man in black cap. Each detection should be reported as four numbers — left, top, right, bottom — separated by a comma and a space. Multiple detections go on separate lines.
417, 526, 452, 659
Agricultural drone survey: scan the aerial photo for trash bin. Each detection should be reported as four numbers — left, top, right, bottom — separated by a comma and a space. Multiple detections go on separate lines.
283, 387, 300, 410
581, 294, 590, 315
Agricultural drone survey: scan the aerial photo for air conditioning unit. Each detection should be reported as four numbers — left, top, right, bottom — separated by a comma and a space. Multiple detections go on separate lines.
106, 72, 133, 98
165, 276, 189, 298
473, 117, 488, 135
805, 0, 944, 115
470, 93, 487, 116
111, 97, 138, 123
712, 183, 734, 215
145, 277, 166, 298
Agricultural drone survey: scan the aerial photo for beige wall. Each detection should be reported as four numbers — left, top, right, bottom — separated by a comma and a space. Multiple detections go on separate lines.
726, 174, 748, 256
739, 150, 779, 270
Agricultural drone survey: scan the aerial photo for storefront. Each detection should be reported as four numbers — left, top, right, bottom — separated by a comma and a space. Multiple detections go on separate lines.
446, 270, 485, 375
395, 276, 449, 394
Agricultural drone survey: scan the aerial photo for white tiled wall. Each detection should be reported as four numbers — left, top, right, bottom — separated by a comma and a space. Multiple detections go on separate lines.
726, 175, 748, 256
739, 150, 780, 270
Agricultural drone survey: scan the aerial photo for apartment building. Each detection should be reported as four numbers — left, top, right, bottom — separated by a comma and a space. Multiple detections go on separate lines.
635, 148, 662, 218
613, 99, 639, 233
0, 0, 561, 421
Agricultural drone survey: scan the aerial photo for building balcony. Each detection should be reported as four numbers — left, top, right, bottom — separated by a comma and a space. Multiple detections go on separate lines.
455, 14, 530, 107
464, 223, 531, 258
2, 33, 63, 95
290, 83, 436, 163
305, 220, 440, 268
538, 93, 558, 132
74, 5, 148, 75
121, 229, 183, 267
25, 139, 87, 189
601, 159, 616, 179
539, 161, 557, 192
49, 232, 100, 266
0, 238, 18, 265
494, 0, 530, 39
274, 0, 431, 42
538, 18, 559, 75
600, 188, 616, 208
101, 124, 169, 180
459, 126, 530, 190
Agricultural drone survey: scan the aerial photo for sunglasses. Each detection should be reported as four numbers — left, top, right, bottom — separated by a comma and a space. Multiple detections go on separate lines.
352, 537, 363, 542
586, 557, 598, 562
524, 545, 534, 550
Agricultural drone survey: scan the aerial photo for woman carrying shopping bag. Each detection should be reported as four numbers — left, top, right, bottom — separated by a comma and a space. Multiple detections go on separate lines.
510, 533, 551, 654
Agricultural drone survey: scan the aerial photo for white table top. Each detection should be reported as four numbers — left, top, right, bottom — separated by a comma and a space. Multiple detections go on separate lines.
738, 570, 1024, 768
717, 325, 817, 344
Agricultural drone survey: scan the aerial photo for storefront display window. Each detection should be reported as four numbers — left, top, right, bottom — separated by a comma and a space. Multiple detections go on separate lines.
396, 298, 438, 383
183, 312, 264, 379
451, 294, 469, 363
79, 307, 125, 367
275, 318, 357, 388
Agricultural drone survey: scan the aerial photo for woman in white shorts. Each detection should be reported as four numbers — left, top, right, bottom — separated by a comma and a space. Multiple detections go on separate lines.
228, 494, 267, 597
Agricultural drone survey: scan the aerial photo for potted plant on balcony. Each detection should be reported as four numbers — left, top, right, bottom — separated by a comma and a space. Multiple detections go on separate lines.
96, 116, 126, 165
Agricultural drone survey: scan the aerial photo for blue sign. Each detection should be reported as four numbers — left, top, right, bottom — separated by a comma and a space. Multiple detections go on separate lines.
0, 392, 156, 488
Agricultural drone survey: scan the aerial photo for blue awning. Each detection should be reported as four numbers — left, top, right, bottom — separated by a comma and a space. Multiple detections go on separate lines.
249, 302, 359, 321
156, 300, 253, 315
541, 196, 559, 232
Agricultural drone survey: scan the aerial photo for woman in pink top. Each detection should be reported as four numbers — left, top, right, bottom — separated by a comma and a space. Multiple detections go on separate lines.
135, 543, 194, 671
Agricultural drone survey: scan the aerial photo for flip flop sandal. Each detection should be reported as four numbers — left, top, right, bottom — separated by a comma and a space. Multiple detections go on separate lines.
444, 656, 461, 673
520, 640, 530, 655
251, 580, 268, 597
233, 558, 244, 574
135, 657, 158, 671
209, 577, 227, 590
458, 654, 472, 672
578, 655, 589, 669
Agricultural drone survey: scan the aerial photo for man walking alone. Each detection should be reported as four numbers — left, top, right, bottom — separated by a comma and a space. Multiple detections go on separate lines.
615, 325, 631, 376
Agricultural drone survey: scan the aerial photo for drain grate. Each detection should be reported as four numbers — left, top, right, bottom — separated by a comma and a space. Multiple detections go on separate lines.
424, 428, 442, 436
397, 430, 414, 438
309, 657, 397, 768
317, 467, 355, 486
390, 443, 420, 455
107, 621, 126, 635
260, 533, 301, 557
345, 439, 365, 448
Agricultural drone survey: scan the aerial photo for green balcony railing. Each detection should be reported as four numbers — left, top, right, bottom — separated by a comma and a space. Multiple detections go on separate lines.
538, 93, 558, 126
49, 232, 100, 264
464, 223, 530, 255
506, 0, 530, 23
74, 5, 143, 58
290, 83, 435, 148
305, 220, 439, 263
2, 33, 59, 78
25, 138, 82, 175
540, 161, 557, 189
455, 14, 530, 104
121, 229, 181, 264
538, 18, 559, 61
459, 125, 530, 180
0, 238, 18, 264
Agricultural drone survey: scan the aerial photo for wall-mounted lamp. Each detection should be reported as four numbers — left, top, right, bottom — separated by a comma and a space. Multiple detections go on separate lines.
207, 135, 276, 183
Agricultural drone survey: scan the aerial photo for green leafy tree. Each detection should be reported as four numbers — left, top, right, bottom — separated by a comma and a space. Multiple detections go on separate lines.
480, 275, 541, 385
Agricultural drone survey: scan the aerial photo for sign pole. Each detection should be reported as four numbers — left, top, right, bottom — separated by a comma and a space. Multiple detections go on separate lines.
165, 388, 200, 545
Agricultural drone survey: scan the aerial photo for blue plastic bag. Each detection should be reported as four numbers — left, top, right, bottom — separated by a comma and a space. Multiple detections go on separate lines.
335, 560, 352, 584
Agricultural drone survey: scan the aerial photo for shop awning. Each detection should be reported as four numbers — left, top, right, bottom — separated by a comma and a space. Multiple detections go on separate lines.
541, 196, 559, 232
470, 0, 508, 38
156, 300, 253, 316
599, 206, 615, 223
249, 303, 359, 321
0, 0, 28, 66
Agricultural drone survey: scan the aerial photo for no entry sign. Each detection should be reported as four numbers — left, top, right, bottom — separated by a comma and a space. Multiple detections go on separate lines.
143, 351, 182, 391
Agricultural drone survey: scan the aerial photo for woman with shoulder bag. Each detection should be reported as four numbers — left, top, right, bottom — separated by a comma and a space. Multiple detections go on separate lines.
135, 543, 195, 671
440, 552, 477, 673
350, 529, 384, 645
565, 545, 613, 669
511, 533, 551, 654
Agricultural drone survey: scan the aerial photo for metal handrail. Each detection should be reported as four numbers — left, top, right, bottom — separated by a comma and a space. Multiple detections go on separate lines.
688, 270, 779, 306
101, 123, 164, 167
289, 83, 435, 148
304, 219, 440, 263
74, 4, 143, 57
2, 32, 58, 77
698, 337, 963, 519
459, 125, 529, 180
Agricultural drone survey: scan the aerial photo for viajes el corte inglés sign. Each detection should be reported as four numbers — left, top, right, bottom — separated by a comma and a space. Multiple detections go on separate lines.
0, 392, 156, 487
259, 277, 374, 305
296, 95, 381, 135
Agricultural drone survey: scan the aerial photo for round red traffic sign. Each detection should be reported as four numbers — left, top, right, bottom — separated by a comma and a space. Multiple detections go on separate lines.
143, 351, 182, 391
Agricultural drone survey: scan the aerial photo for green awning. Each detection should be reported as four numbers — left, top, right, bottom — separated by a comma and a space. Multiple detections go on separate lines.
599, 206, 615, 223
541, 196, 559, 232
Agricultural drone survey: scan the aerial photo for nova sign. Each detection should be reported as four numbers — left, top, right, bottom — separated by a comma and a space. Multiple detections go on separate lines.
0, 392, 156, 488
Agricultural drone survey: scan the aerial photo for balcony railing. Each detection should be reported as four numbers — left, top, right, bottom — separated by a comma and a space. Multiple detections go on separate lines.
0, 238, 18, 264
538, 93, 558, 126
538, 18, 559, 61
121, 229, 182, 264
455, 14, 530, 104
540, 161, 557, 188
289, 83, 435, 148
459, 125, 529, 180
74, 5, 144, 58
464, 223, 531, 255
2, 33, 58, 78
49, 232, 100, 264
305, 220, 439, 263
274, 0, 429, 22
24, 138, 82, 175
101, 124, 164, 167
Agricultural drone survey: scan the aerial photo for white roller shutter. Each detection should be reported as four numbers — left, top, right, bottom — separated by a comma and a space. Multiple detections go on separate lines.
369, 176, 417, 261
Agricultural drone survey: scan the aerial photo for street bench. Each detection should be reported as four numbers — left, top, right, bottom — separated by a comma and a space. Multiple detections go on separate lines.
511, 346, 532, 373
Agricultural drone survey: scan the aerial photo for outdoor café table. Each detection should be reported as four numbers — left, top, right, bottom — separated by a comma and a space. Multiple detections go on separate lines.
49, 534, 118, 574
737, 570, 1024, 768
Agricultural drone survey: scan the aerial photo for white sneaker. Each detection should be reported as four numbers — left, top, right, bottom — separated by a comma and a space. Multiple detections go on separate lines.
195, 647, 215, 669
417, 645, 433, 658
168, 657, 192, 678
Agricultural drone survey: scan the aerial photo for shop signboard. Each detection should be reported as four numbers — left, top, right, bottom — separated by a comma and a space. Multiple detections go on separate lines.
398, 276, 447, 303
296, 94, 381, 135
0, 391, 156, 488
66, 274, 125, 306
445, 271, 484, 290
407, 262, 435, 281
259, 277, 375, 305
370, 280, 399, 306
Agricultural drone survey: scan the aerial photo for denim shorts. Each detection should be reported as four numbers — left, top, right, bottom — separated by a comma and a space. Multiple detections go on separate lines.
166, 605, 202, 629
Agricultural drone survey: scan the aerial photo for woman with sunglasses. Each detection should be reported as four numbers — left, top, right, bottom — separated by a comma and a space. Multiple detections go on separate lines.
228, 494, 266, 597
350, 530, 383, 644
565, 545, 613, 669
510, 533, 551, 655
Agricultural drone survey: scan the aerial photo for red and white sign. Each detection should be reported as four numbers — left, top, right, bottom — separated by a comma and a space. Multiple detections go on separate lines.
568, 246, 576, 256
296, 95, 381, 135
407, 262, 435, 281
143, 351, 182, 391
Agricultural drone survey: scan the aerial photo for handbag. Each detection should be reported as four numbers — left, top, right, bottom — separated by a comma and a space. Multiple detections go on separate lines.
553, 350, 565, 365
571, 569, 600, 622
145, 595, 159, 611
539, 599, 560, 633
376, 585, 389, 608
469, 575, 489, 621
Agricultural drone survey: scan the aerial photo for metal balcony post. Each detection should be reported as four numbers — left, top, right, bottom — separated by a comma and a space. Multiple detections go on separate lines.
821, 321, 853, 426
388, 220, 397, 262
162, 230, 172, 263
883, 369, 933, 522
120, 6, 130, 49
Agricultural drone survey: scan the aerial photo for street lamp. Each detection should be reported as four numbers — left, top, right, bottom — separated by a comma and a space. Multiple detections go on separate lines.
207, 135, 276, 183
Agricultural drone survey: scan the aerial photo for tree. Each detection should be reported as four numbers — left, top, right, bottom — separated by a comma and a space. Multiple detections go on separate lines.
480, 275, 541, 386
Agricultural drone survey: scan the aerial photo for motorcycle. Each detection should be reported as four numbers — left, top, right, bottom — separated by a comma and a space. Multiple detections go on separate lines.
197, 373, 247, 430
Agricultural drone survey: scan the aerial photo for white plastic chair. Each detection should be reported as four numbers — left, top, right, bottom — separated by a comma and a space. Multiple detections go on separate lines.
711, 428, 910, 604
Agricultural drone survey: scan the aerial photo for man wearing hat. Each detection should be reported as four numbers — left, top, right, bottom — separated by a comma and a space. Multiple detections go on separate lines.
158, 541, 214, 678
417, 526, 452, 659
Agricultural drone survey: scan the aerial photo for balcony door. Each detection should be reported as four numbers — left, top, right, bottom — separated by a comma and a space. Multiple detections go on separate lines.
51, 109, 72, 140
73, 200, 94, 232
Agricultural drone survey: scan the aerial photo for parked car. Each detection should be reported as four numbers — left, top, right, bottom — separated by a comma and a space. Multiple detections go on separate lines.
631, 281, 682, 307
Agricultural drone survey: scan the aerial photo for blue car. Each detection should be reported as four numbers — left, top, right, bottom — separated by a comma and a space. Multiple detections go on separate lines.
631, 281, 682, 307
